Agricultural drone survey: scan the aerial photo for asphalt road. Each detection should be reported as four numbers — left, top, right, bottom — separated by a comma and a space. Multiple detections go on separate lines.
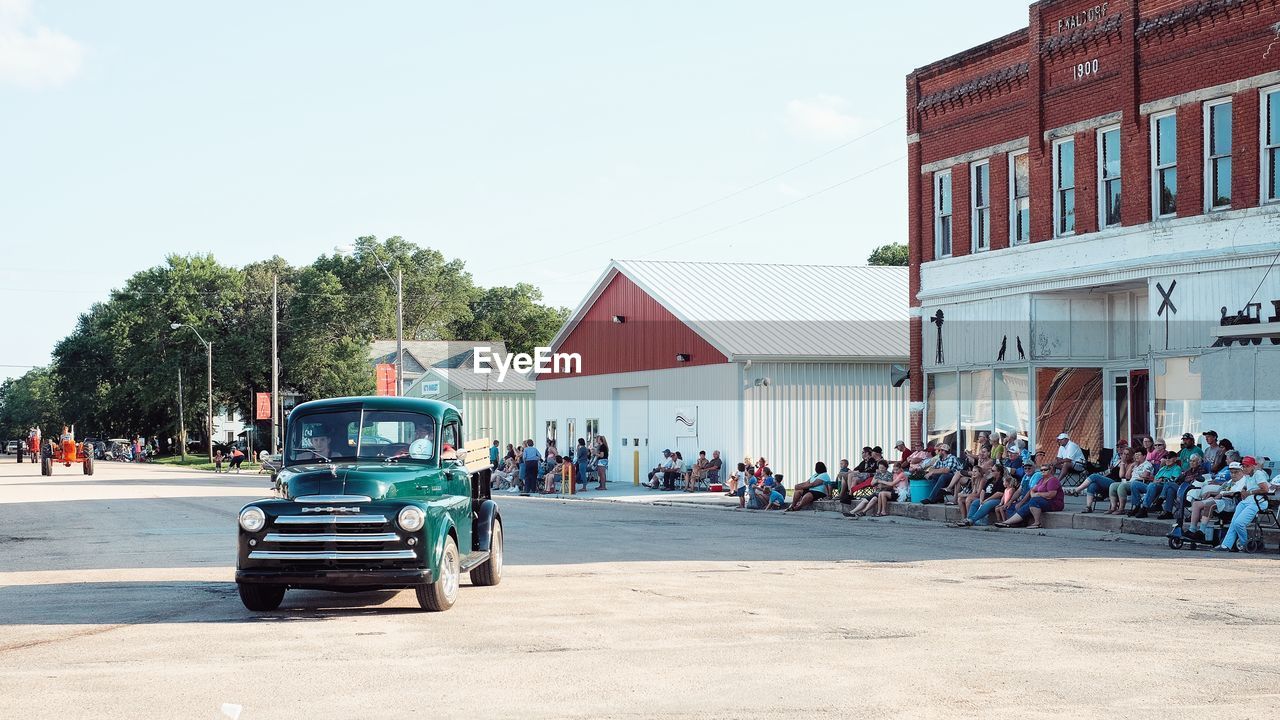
1, 459, 1278, 719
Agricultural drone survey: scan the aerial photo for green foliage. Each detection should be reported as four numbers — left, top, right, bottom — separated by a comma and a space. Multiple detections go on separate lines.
283, 267, 375, 400
453, 284, 570, 356
5, 238, 564, 442
867, 243, 909, 266
0, 367, 60, 439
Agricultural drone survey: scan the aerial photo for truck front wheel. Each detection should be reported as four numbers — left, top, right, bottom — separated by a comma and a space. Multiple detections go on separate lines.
469, 519, 503, 587
416, 535, 459, 611
238, 584, 285, 611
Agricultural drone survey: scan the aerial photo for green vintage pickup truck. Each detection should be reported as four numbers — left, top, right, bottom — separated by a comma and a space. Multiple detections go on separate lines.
234, 396, 503, 612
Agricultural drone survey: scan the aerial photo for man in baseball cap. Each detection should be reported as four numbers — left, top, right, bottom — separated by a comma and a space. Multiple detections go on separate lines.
1050, 432, 1086, 479
893, 440, 911, 464
1216, 457, 1272, 551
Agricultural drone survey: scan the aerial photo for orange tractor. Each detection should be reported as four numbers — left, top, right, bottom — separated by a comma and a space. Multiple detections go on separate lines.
32, 426, 95, 476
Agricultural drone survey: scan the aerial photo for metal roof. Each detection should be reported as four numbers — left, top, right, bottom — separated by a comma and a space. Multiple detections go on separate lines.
551, 260, 909, 361
428, 366, 535, 393
369, 340, 507, 373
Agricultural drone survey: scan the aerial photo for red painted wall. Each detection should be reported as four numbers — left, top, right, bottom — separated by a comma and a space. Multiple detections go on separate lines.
539, 271, 728, 380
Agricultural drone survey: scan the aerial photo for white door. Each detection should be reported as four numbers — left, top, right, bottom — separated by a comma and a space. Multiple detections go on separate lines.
613, 386, 649, 484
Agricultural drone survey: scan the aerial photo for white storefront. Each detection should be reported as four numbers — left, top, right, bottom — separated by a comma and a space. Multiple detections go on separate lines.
535, 261, 911, 482
918, 205, 1280, 463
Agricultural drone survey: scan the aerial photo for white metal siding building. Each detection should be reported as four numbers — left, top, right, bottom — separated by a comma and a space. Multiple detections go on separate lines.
536, 260, 910, 483
406, 364, 535, 449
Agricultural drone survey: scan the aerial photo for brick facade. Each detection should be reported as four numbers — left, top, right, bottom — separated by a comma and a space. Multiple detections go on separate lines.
905, 0, 1280, 445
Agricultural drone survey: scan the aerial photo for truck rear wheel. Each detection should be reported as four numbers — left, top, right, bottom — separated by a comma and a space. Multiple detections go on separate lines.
416, 535, 459, 611
238, 584, 285, 611
469, 519, 503, 587
83, 457, 94, 475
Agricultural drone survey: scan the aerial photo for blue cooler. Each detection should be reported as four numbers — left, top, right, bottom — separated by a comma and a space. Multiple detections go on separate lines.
908, 478, 932, 503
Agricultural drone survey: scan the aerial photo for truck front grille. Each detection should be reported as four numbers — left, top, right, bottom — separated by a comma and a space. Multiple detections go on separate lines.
249, 512, 418, 565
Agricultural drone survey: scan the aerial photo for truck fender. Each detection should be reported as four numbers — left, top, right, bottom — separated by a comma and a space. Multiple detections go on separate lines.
431, 514, 457, 572
473, 500, 500, 552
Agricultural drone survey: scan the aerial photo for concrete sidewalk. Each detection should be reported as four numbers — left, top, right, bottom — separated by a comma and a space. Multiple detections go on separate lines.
494, 481, 740, 508
812, 489, 1280, 546
512, 475, 1280, 549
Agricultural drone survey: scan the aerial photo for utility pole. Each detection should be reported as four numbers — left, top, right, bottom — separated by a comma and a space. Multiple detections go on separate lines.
206, 339, 213, 465
397, 267, 404, 396
172, 323, 214, 464
333, 243, 404, 396
177, 366, 186, 460
271, 274, 280, 454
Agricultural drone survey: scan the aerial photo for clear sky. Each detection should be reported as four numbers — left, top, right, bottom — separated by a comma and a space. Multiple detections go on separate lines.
1, 0, 1028, 381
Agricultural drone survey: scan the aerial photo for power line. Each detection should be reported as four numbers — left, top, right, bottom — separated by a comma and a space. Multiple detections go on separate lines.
527, 115, 905, 268
1243, 247, 1280, 310
639, 155, 906, 259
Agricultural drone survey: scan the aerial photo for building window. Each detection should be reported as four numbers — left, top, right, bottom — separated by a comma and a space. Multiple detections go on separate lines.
971, 161, 990, 252
1155, 357, 1201, 447
1052, 138, 1075, 236
1265, 87, 1280, 204
926, 371, 958, 450
1098, 125, 1121, 228
1151, 111, 1177, 218
1204, 98, 1232, 210
1009, 150, 1030, 245
934, 170, 952, 258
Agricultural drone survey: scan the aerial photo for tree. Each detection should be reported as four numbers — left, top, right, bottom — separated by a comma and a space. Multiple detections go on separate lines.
52, 254, 246, 445
282, 267, 375, 400
867, 243, 909, 266
0, 367, 60, 440
21, 238, 565, 445
452, 284, 569, 356
316, 236, 476, 342
222, 256, 297, 424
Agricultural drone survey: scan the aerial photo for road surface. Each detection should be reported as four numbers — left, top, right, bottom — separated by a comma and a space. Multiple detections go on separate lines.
1, 459, 1276, 719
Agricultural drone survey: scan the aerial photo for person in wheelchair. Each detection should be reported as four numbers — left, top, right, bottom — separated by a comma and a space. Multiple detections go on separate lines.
1214, 458, 1271, 552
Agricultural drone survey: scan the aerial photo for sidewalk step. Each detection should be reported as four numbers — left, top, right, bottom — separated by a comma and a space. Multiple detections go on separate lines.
810, 498, 1280, 545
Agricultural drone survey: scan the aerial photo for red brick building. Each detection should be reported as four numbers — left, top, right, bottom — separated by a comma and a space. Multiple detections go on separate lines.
906, 0, 1280, 462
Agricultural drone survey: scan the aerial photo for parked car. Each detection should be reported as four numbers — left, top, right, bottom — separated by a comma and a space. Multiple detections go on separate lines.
235, 396, 503, 613
3, 440, 17, 455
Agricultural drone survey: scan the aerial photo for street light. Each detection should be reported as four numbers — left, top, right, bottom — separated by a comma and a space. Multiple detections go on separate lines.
171, 322, 214, 464
335, 243, 404, 396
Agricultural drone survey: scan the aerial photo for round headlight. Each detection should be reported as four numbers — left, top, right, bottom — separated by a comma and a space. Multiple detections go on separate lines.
397, 505, 425, 533
239, 506, 266, 533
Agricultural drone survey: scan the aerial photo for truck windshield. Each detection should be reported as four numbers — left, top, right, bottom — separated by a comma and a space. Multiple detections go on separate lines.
287, 410, 437, 465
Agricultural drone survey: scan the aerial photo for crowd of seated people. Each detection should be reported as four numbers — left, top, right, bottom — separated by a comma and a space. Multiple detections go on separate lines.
499, 428, 1270, 550
638, 448, 725, 491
